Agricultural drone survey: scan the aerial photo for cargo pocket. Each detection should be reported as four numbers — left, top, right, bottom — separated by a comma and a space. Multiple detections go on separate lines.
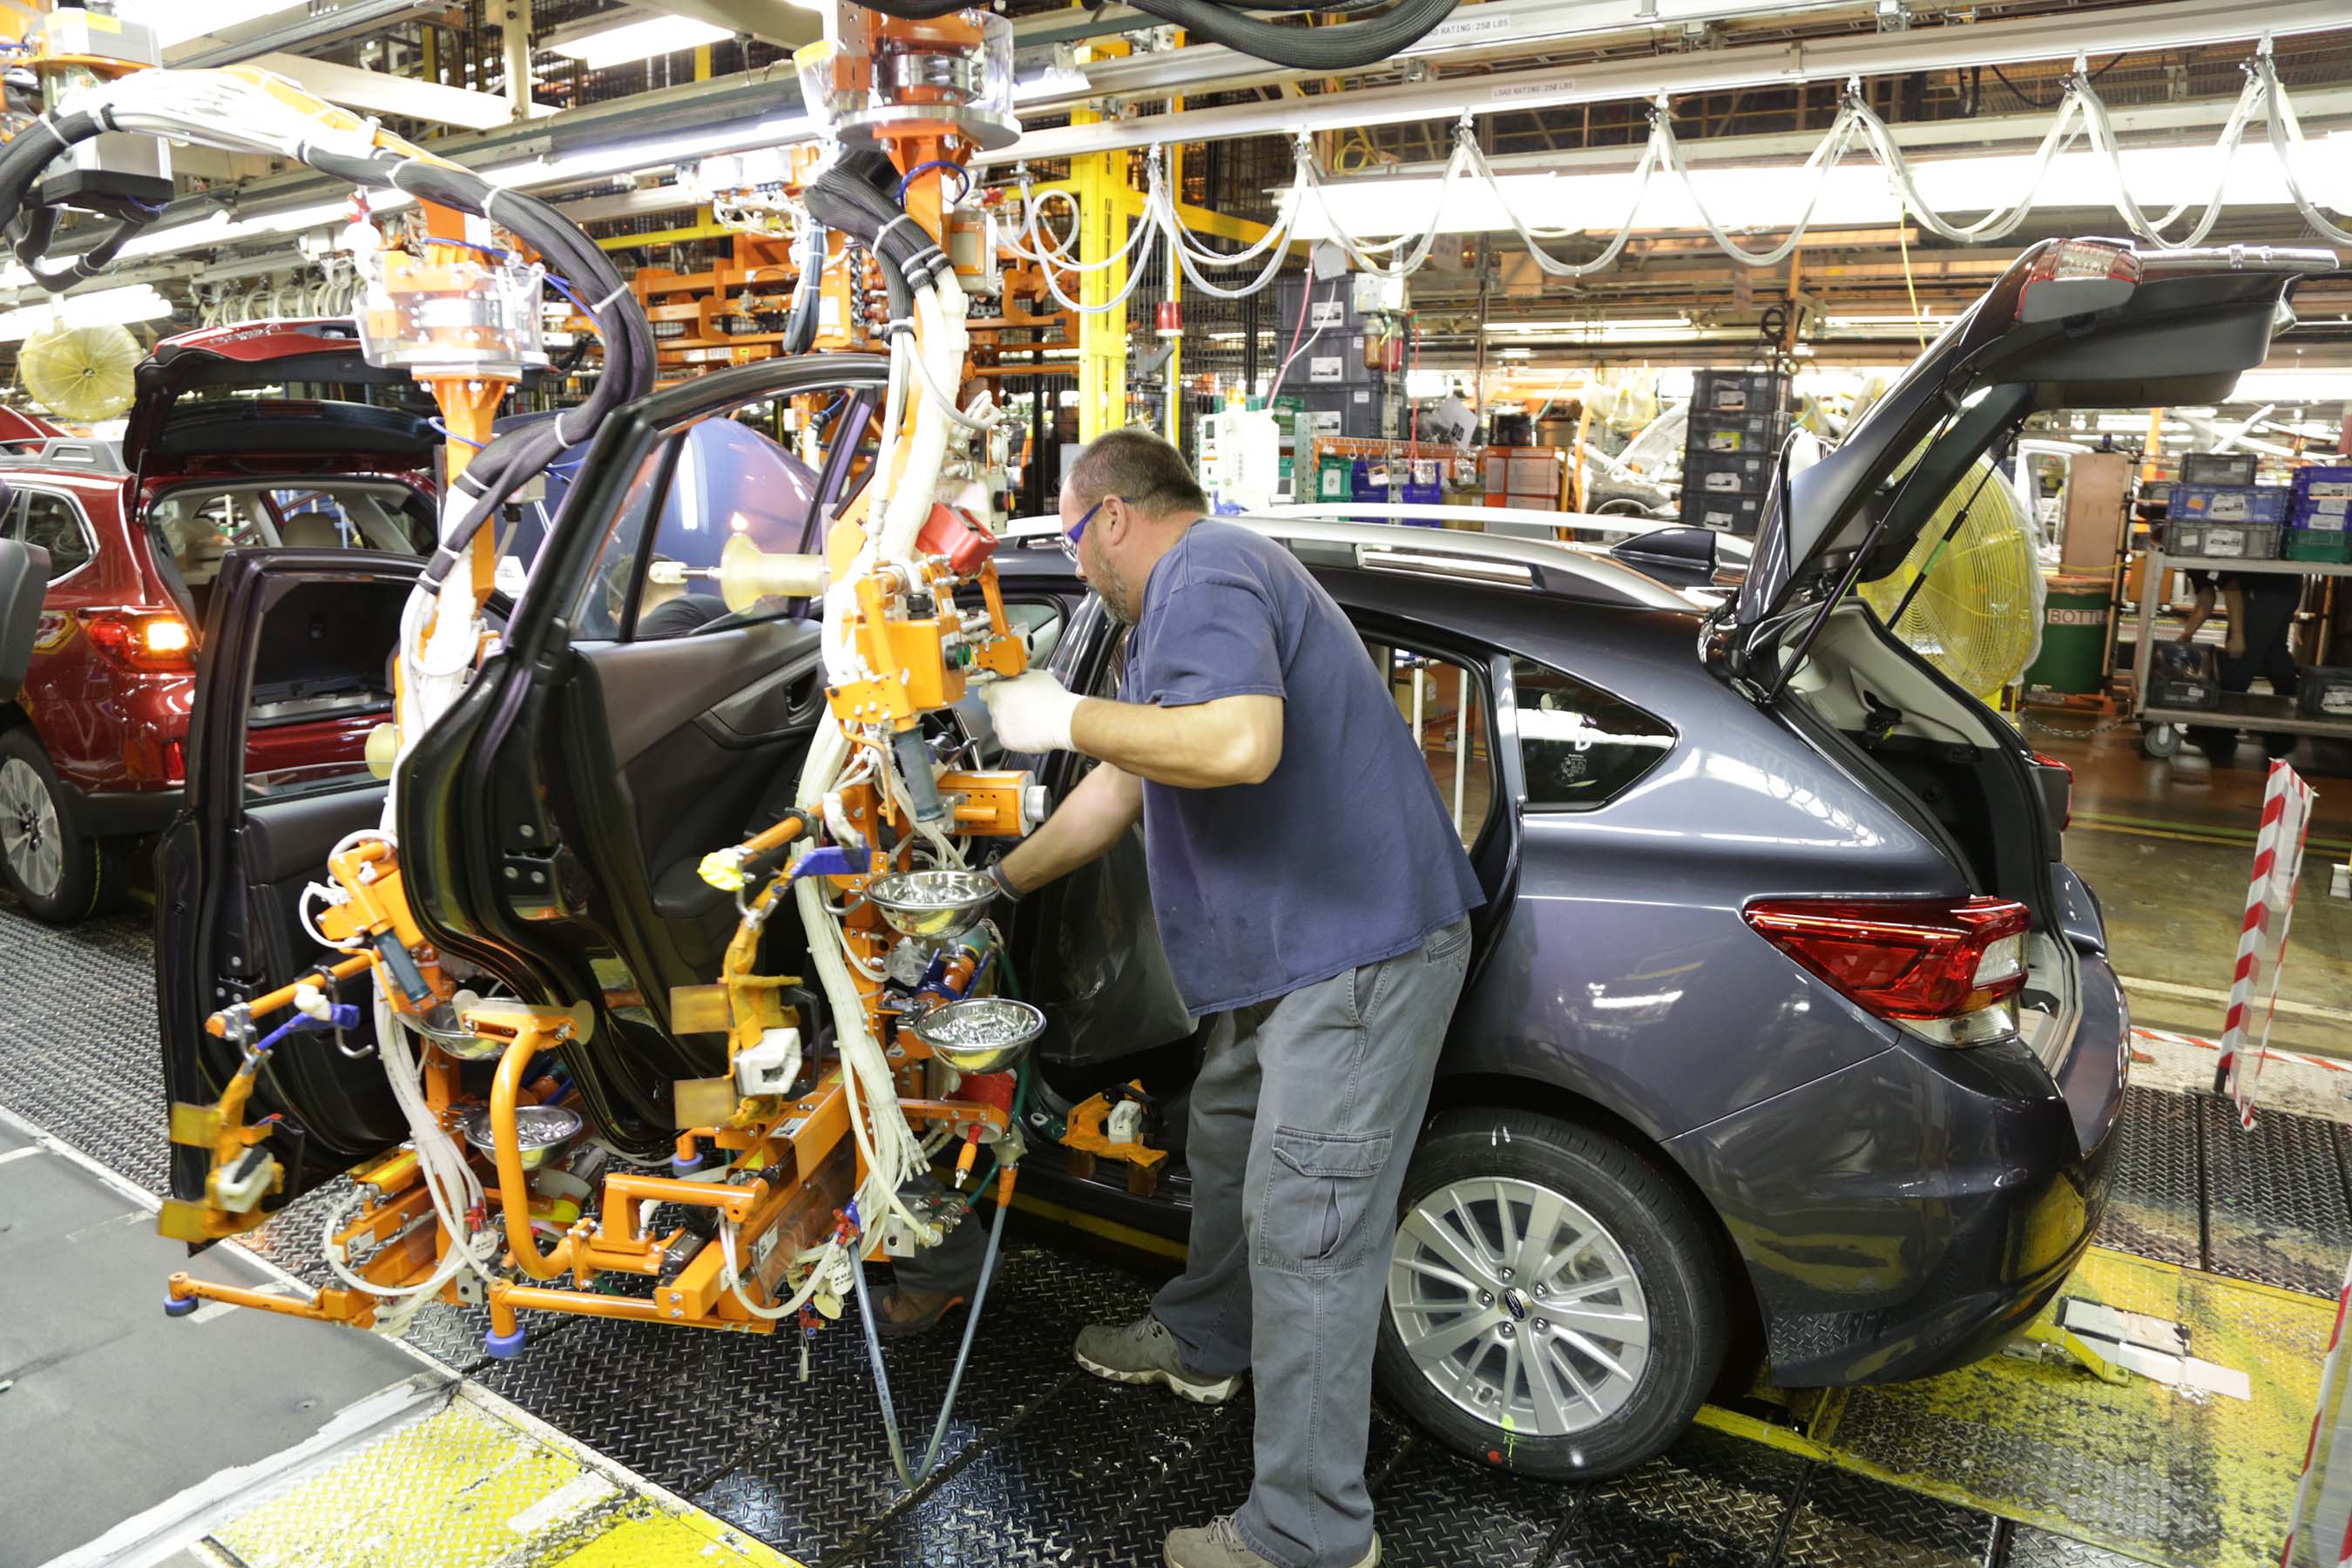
1258, 1127, 1392, 1276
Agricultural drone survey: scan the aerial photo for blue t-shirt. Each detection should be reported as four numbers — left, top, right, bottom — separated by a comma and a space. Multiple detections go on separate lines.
1123, 520, 1484, 1015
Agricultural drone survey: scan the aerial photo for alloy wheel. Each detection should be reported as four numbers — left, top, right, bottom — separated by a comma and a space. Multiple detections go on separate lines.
1387, 1176, 1651, 1437
0, 756, 63, 900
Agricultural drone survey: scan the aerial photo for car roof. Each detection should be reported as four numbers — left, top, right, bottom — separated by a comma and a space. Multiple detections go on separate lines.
999, 510, 1704, 612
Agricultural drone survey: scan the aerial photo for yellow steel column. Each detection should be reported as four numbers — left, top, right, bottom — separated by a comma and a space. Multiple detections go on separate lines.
1072, 40, 1131, 443
1163, 134, 1183, 448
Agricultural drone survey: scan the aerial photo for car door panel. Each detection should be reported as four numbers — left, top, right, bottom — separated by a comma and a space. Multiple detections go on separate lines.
158, 551, 419, 1216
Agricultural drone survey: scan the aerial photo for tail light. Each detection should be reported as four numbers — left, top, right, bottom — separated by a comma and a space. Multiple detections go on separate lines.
162, 738, 186, 786
2016, 240, 2140, 323
1743, 896, 2031, 1047
81, 610, 195, 671
2031, 751, 2073, 830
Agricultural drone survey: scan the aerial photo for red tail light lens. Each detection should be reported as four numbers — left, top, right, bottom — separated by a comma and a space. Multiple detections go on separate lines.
1743, 896, 2032, 1043
80, 611, 195, 671
2031, 751, 2073, 831
162, 738, 186, 785
2016, 240, 2141, 323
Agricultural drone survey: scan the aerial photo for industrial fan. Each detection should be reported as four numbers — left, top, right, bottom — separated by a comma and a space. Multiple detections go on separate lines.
1857, 448, 2045, 704
17, 321, 141, 423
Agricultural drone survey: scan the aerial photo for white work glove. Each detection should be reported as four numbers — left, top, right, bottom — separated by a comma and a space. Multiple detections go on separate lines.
981, 670, 1082, 754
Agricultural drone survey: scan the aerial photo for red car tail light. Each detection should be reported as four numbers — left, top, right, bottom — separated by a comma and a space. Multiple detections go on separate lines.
162, 738, 187, 785
1743, 896, 2032, 1046
2031, 751, 2073, 830
2015, 240, 2141, 323
81, 610, 195, 672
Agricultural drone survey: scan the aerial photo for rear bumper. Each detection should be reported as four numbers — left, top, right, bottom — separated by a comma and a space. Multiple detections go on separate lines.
1665, 954, 2130, 1388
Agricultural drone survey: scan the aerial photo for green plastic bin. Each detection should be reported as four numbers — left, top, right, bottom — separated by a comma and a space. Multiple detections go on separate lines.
2024, 573, 2112, 695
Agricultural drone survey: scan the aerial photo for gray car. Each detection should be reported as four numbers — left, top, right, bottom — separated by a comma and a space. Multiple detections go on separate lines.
147, 236, 2327, 1486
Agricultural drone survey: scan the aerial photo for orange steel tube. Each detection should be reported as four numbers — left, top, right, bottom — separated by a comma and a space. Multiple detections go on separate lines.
491, 1034, 573, 1281
205, 952, 374, 1036
167, 1272, 374, 1328
491, 1281, 668, 1324
597, 1173, 762, 1253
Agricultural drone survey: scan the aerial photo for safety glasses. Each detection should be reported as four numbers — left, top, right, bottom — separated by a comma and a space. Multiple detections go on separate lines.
1059, 497, 1106, 562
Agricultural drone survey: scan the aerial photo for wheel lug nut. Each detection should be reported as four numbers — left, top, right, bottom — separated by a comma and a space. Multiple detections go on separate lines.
1534, 1319, 1548, 1331
1500, 1323, 1515, 1338
1478, 1291, 1491, 1306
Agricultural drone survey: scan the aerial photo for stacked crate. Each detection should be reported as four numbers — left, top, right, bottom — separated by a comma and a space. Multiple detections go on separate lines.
2287, 464, 2352, 564
2163, 457, 2288, 560
1276, 274, 1391, 439
1481, 447, 1565, 511
1680, 368, 1789, 536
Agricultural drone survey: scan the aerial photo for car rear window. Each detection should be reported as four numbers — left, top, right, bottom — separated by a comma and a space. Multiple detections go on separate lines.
11, 490, 93, 578
1511, 656, 1676, 810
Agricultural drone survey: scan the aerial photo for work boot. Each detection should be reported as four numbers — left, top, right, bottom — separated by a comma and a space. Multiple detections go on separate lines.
1165, 1515, 1379, 1568
1073, 1314, 1245, 1403
872, 1286, 964, 1341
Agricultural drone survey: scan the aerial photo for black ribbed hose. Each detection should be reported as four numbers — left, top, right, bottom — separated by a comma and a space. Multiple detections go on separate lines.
847, 0, 1457, 69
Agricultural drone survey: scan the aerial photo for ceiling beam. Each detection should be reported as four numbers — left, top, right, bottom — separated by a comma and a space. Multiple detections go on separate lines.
247, 51, 531, 130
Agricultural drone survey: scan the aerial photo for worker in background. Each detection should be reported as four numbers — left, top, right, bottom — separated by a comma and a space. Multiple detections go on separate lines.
971, 428, 1481, 1568
2178, 567, 2302, 764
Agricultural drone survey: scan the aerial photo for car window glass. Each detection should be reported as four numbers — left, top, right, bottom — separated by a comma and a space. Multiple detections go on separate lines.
1511, 655, 1676, 809
1389, 649, 1492, 848
603, 419, 828, 641
241, 576, 405, 802
570, 437, 678, 640
18, 491, 91, 577
1004, 599, 1064, 667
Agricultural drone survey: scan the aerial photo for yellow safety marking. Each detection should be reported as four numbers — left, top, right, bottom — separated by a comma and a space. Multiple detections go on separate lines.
550, 1504, 800, 1567
2072, 810, 2352, 857
1010, 1188, 1190, 1261
206, 1389, 802, 1568
1707, 1246, 2329, 1568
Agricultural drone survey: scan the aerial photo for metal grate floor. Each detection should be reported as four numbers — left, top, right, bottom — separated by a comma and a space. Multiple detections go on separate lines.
3, 902, 2337, 1567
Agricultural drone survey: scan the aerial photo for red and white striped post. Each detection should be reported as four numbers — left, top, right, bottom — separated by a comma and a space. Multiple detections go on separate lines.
2282, 1255, 2352, 1566
2215, 760, 2318, 1129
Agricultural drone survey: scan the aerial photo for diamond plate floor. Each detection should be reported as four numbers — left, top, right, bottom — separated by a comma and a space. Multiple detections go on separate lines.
0, 901, 2336, 1567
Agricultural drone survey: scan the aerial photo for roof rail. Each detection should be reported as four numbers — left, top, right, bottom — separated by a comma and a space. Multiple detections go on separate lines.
0, 436, 125, 474
1002, 510, 1698, 611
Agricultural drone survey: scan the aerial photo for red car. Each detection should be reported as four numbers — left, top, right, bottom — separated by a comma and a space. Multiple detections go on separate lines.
0, 321, 436, 923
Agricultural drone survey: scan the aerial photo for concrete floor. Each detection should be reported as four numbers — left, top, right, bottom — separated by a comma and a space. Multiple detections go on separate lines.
2023, 707, 2352, 1058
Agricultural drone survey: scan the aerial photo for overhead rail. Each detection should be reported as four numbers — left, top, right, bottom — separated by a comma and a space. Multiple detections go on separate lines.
980, 0, 2349, 164
999, 42, 2350, 315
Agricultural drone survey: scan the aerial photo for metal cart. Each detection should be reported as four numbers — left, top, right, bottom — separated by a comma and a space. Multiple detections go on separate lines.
2129, 548, 2352, 758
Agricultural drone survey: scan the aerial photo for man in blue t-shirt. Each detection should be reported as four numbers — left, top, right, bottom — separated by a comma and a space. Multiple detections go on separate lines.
977, 429, 1483, 1568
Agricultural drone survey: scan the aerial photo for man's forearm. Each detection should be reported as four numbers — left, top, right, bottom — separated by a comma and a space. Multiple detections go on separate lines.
1070, 693, 1281, 788
996, 763, 1139, 894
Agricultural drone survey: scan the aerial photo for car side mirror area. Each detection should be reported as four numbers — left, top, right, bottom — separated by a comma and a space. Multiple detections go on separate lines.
0, 539, 51, 701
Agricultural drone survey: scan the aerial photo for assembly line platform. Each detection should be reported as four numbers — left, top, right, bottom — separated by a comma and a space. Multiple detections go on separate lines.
4, 907, 2343, 1568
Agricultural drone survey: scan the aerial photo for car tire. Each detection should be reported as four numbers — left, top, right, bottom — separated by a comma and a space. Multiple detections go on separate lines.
0, 729, 126, 925
1374, 1107, 1727, 1483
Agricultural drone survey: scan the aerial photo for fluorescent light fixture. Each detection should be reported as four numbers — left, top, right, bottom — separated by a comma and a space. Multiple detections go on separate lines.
1294, 138, 2352, 242
549, 15, 732, 70
0, 284, 175, 341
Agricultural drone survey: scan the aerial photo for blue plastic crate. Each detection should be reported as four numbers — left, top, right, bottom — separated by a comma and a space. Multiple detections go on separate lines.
2289, 465, 2352, 502
2169, 483, 2289, 524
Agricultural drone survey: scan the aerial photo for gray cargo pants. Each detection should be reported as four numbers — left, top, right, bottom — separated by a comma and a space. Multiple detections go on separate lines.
1155, 916, 1472, 1568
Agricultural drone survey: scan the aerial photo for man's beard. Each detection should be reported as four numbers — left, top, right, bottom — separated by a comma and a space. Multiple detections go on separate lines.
1093, 555, 1138, 625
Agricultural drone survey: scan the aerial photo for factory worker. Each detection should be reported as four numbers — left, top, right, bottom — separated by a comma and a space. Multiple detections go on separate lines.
973, 428, 1483, 1568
